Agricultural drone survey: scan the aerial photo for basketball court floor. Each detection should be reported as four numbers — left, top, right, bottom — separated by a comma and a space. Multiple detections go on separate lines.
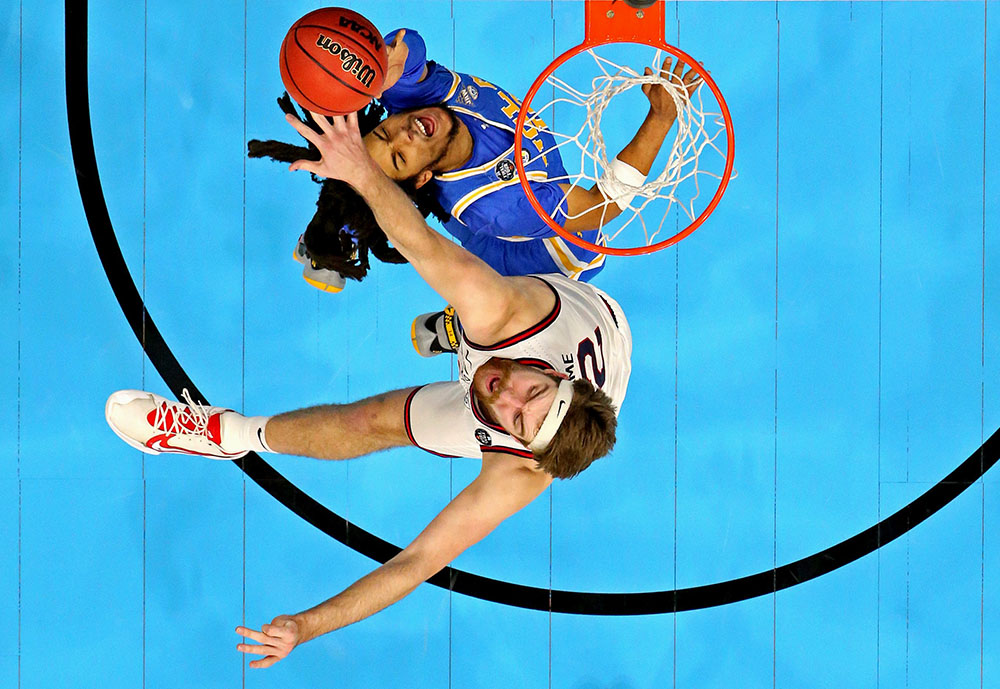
3, 1, 999, 687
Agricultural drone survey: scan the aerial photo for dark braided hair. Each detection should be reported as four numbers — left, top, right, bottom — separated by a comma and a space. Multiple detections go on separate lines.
247, 94, 451, 281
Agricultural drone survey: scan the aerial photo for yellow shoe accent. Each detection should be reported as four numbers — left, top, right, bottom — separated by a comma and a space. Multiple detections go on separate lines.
410, 317, 421, 356
441, 306, 459, 351
411, 307, 459, 357
303, 274, 344, 293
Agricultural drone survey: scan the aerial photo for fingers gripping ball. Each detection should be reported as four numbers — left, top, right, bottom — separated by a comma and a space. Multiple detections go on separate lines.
279, 7, 388, 116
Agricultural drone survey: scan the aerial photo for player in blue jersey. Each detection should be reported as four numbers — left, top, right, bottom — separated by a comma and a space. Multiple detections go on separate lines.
250, 28, 702, 291
369, 28, 616, 282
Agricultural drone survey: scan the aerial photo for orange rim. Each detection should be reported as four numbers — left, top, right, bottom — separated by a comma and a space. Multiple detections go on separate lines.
514, 1, 735, 257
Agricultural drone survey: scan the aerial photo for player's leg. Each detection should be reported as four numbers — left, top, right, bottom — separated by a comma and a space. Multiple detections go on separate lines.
105, 387, 416, 460
264, 388, 413, 459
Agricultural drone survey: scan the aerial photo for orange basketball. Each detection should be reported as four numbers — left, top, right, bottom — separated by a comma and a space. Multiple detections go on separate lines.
279, 7, 388, 116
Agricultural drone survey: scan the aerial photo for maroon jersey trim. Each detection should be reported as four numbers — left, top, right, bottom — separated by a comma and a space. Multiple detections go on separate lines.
404, 386, 460, 458
462, 277, 561, 351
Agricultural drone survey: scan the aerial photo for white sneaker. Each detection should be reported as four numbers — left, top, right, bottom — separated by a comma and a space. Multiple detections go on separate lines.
105, 389, 248, 459
410, 306, 460, 357
294, 234, 345, 293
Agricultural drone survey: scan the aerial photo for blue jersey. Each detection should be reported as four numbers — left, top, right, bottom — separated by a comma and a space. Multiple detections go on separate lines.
379, 29, 605, 282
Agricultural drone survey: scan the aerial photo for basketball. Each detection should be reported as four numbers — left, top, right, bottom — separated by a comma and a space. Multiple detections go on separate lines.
279, 7, 388, 116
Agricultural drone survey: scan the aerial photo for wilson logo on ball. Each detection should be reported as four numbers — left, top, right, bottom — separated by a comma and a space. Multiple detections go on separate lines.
279, 7, 389, 116
315, 34, 378, 88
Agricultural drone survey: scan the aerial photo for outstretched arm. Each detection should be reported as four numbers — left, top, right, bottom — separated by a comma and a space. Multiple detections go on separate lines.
379, 29, 465, 113
283, 110, 551, 341
379, 29, 429, 96
236, 455, 552, 668
558, 56, 703, 233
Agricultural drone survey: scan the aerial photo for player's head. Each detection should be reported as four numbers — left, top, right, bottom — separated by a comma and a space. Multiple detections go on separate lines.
247, 97, 450, 282
363, 104, 463, 189
472, 358, 618, 479
532, 379, 617, 479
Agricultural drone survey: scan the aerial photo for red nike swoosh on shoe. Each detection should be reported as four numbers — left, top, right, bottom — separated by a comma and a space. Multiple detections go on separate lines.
145, 433, 244, 457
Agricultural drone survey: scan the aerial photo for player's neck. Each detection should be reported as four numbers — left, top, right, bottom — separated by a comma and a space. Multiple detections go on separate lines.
433, 118, 474, 172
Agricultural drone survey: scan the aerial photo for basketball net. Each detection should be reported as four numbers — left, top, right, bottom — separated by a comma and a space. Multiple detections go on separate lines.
531, 48, 735, 248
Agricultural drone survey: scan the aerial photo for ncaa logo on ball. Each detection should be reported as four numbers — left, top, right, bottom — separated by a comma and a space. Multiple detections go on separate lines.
475, 429, 492, 446
494, 159, 516, 181
338, 15, 384, 52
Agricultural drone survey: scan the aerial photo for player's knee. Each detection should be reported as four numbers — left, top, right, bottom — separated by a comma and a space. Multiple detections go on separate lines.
347, 389, 410, 445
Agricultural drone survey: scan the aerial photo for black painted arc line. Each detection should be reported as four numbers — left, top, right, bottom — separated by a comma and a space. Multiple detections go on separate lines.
66, 0, 1000, 616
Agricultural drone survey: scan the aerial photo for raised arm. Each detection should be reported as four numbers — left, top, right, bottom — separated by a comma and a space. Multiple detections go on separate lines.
379, 28, 462, 111
558, 56, 703, 233
379, 29, 429, 96
284, 110, 551, 341
236, 454, 552, 668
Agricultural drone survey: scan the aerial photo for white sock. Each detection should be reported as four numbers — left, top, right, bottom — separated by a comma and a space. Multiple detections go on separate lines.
220, 412, 274, 454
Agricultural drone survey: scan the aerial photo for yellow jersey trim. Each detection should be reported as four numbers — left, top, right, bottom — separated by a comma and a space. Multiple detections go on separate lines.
443, 71, 461, 102
451, 170, 548, 221
542, 236, 606, 280
436, 145, 516, 182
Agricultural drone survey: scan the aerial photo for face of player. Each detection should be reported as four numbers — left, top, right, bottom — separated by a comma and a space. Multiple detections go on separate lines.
472, 358, 561, 445
363, 106, 461, 187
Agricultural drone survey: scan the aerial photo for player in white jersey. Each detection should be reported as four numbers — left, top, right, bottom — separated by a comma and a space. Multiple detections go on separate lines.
408, 273, 631, 461
104, 109, 632, 669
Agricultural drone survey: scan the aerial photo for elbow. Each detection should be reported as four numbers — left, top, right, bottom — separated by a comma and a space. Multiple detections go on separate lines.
393, 546, 455, 583
598, 203, 624, 226
562, 189, 623, 234
590, 187, 625, 223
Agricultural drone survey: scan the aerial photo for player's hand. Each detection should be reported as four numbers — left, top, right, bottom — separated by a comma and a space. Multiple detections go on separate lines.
642, 57, 702, 124
236, 615, 301, 669
379, 29, 409, 96
285, 110, 380, 188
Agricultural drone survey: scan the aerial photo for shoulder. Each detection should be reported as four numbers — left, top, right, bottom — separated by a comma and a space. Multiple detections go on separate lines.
479, 450, 552, 483
458, 275, 556, 346
381, 61, 459, 111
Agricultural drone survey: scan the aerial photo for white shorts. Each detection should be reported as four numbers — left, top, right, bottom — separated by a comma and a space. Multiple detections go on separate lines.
404, 382, 483, 459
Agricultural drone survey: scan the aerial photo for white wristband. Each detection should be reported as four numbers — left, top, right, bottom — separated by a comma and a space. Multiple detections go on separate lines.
597, 157, 647, 211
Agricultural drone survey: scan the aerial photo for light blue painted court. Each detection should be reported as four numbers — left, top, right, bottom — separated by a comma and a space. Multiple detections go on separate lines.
3, 1, 999, 687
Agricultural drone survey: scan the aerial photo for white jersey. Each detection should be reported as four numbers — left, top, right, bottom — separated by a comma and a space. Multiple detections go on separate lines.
406, 274, 632, 459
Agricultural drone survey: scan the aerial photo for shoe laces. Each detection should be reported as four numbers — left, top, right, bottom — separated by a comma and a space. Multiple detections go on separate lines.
151, 388, 215, 437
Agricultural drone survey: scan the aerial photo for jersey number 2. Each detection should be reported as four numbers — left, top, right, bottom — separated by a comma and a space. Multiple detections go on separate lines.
577, 328, 606, 388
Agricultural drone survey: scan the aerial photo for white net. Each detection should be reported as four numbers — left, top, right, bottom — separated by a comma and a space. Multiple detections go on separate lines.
524, 47, 735, 249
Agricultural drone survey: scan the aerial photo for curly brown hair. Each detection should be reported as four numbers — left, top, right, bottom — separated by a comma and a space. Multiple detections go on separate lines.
247, 94, 451, 281
533, 379, 618, 479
